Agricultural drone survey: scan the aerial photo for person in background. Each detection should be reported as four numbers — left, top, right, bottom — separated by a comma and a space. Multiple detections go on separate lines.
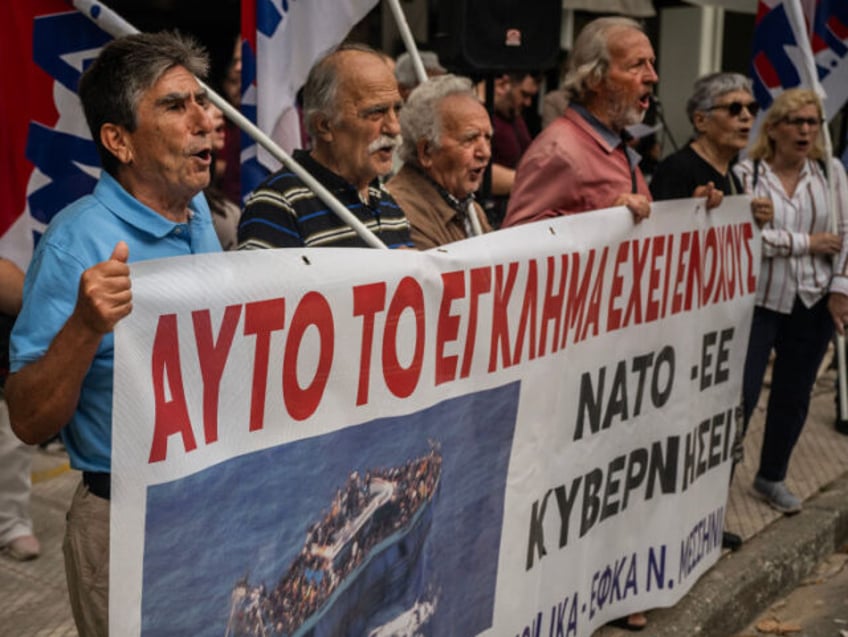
387, 74, 493, 249
0, 257, 38, 562
219, 36, 243, 204
650, 72, 773, 226
385, 49, 447, 178
238, 44, 413, 250
207, 103, 240, 250
394, 50, 446, 101
485, 71, 540, 227
736, 88, 848, 515
6, 32, 222, 635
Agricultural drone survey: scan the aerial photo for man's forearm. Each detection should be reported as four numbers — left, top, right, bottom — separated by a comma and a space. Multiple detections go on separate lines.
6, 312, 103, 444
491, 163, 515, 196
0, 259, 24, 315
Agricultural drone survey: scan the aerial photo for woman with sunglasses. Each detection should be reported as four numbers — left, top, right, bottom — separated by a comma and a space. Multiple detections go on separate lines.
734, 88, 848, 513
650, 72, 773, 226
651, 73, 773, 553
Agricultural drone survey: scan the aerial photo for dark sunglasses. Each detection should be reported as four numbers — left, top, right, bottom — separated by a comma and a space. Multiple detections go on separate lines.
782, 116, 822, 128
707, 101, 760, 117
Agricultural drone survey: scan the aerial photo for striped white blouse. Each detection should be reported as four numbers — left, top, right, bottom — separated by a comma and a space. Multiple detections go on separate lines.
734, 157, 848, 313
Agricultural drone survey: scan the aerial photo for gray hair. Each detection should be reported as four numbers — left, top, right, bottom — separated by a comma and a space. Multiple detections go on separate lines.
302, 43, 386, 138
395, 51, 444, 88
78, 31, 209, 177
562, 16, 643, 104
398, 74, 478, 165
686, 72, 753, 124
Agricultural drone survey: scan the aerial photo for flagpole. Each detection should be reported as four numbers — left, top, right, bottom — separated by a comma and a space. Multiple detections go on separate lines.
384, 0, 428, 85
821, 131, 848, 425
813, 103, 847, 424
69, 0, 389, 250
782, 0, 848, 421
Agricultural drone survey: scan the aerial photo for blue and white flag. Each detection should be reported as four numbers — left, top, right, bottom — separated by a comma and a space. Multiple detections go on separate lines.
751, 0, 848, 119
240, 0, 380, 199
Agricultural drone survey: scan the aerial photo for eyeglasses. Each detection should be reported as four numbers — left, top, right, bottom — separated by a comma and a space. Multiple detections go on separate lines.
707, 101, 760, 117
781, 116, 823, 128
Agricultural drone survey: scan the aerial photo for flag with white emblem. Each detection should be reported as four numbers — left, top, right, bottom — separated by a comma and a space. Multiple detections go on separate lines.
240, 0, 380, 199
750, 0, 848, 119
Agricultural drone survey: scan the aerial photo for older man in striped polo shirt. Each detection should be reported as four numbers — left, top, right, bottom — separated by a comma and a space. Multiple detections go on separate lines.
238, 44, 413, 250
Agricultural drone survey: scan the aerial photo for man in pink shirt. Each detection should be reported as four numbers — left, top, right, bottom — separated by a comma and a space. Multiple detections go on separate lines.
503, 17, 657, 631
503, 16, 657, 227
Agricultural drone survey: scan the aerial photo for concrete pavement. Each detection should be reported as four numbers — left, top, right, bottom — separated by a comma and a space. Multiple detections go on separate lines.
2, 445, 78, 637
3, 351, 848, 636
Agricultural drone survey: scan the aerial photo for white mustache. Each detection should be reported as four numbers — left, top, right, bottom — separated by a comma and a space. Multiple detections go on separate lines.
368, 135, 400, 154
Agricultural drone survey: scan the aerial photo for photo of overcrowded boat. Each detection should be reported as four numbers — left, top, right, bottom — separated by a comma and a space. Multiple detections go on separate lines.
224, 445, 442, 637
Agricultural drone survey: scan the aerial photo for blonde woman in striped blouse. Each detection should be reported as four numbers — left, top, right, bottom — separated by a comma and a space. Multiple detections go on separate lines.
734, 88, 848, 514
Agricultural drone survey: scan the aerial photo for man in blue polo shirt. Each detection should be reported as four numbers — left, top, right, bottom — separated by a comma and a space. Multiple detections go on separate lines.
6, 32, 221, 636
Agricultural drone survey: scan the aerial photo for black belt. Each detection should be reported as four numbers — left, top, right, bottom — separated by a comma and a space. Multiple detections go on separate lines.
83, 471, 111, 500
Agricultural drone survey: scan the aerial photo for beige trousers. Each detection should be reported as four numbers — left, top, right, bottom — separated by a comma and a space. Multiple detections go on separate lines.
63, 480, 109, 636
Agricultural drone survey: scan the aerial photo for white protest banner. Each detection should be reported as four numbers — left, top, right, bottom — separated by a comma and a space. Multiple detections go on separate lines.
112, 197, 759, 636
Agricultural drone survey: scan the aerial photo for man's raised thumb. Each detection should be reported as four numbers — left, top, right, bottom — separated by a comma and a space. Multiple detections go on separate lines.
111, 241, 129, 263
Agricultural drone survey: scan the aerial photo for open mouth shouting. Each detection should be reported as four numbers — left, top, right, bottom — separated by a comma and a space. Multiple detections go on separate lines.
795, 138, 811, 152
467, 165, 486, 185
189, 147, 213, 169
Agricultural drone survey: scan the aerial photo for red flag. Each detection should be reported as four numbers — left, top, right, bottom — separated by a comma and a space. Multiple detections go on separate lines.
0, 1, 109, 267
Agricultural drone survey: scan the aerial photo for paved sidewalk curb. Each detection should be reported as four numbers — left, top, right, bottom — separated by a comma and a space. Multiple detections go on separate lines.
641, 473, 848, 636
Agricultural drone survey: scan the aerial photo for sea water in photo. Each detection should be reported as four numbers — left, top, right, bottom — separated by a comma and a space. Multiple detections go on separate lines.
141, 382, 520, 636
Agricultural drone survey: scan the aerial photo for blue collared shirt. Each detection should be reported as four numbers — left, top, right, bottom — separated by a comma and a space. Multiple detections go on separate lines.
11, 172, 222, 472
